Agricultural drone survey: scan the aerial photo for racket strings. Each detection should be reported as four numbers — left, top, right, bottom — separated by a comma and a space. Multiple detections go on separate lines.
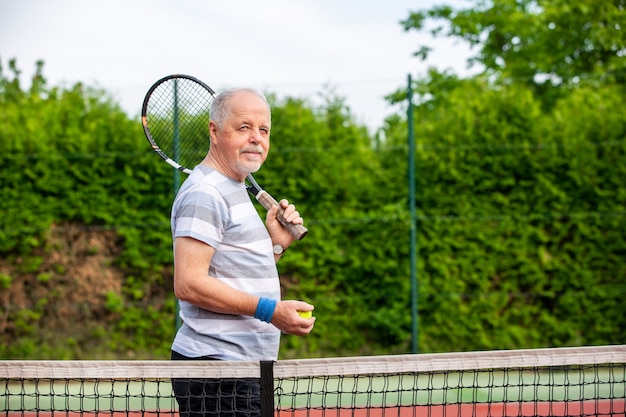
144, 78, 215, 170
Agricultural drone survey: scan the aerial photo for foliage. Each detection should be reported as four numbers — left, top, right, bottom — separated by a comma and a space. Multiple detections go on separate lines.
401, 0, 626, 104
1, 39, 625, 359
381, 73, 626, 351
392, 0, 626, 350
0, 59, 175, 359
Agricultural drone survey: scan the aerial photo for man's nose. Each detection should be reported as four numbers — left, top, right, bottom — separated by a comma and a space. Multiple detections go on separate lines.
249, 129, 262, 142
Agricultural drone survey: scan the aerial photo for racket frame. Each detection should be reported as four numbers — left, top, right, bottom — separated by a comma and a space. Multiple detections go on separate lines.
141, 74, 308, 241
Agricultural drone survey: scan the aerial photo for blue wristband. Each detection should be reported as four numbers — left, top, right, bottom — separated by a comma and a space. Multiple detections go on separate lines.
254, 297, 277, 323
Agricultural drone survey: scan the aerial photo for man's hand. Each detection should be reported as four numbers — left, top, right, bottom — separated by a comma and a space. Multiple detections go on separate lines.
271, 300, 316, 336
265, 199, 304, 250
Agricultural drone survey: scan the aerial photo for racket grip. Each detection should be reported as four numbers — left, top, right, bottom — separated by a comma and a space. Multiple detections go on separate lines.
256, 191, 308, 240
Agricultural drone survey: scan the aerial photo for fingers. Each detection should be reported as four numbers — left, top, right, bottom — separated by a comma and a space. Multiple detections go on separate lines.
272, 300, 316, 336
277, 199, 303, 225
290, 315, 316, 336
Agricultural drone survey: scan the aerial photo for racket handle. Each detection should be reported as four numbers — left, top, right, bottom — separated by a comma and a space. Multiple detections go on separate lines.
256, 191, 308, 240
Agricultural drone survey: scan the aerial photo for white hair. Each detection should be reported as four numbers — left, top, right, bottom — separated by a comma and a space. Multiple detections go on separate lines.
210, 87, 271, 128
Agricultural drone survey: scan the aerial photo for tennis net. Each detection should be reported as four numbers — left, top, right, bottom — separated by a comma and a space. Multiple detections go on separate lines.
1, 345, 625, 417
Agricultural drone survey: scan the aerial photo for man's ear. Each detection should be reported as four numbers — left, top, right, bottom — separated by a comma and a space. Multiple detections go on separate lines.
209, 121, 218, 144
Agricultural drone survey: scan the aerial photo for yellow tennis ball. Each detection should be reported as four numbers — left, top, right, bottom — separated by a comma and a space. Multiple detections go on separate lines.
298, 311, 313, 318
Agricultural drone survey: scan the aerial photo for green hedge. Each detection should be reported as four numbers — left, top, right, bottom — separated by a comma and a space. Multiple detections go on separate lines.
0, 61, 624, 359
383, 76, 626, 352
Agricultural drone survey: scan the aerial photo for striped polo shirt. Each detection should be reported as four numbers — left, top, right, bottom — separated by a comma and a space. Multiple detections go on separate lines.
170, 165, 281, 361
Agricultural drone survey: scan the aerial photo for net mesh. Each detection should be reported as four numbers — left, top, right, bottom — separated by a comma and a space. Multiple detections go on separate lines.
2, 345, 625, 417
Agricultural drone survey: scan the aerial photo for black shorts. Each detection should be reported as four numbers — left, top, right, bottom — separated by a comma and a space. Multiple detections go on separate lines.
171, 351, 261, 417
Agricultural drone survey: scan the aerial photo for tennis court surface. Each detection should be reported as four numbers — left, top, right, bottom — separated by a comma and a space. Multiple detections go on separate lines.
2, 345, 625, 416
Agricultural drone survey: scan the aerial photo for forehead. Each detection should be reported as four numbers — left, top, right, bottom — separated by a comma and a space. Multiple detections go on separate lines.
227, 91, 270, 121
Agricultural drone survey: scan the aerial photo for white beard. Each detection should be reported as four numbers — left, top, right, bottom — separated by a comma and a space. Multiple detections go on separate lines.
236, 160, 262, 174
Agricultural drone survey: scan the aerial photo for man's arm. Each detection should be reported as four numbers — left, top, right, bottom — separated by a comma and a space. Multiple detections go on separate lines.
173, 236, 259, 315
173, 236, 315, 335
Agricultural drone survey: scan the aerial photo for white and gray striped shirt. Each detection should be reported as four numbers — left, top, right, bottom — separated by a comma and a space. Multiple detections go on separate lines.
170, 165, 281, 361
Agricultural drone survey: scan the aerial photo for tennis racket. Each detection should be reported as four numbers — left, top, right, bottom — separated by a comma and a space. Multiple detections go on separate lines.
141, 74, 308, 240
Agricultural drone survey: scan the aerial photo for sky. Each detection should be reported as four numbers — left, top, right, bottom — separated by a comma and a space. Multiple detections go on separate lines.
1, 0, 476, 131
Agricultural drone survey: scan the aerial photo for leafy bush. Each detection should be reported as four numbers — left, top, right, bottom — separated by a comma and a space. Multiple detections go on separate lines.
0, 59, 624, 359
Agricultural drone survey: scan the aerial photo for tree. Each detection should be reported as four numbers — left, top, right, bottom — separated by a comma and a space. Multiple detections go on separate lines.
401, 0, 626, 100
382, 0, 626, 352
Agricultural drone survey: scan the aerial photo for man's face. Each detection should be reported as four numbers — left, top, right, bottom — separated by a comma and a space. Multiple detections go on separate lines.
209, 91, 271, 181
